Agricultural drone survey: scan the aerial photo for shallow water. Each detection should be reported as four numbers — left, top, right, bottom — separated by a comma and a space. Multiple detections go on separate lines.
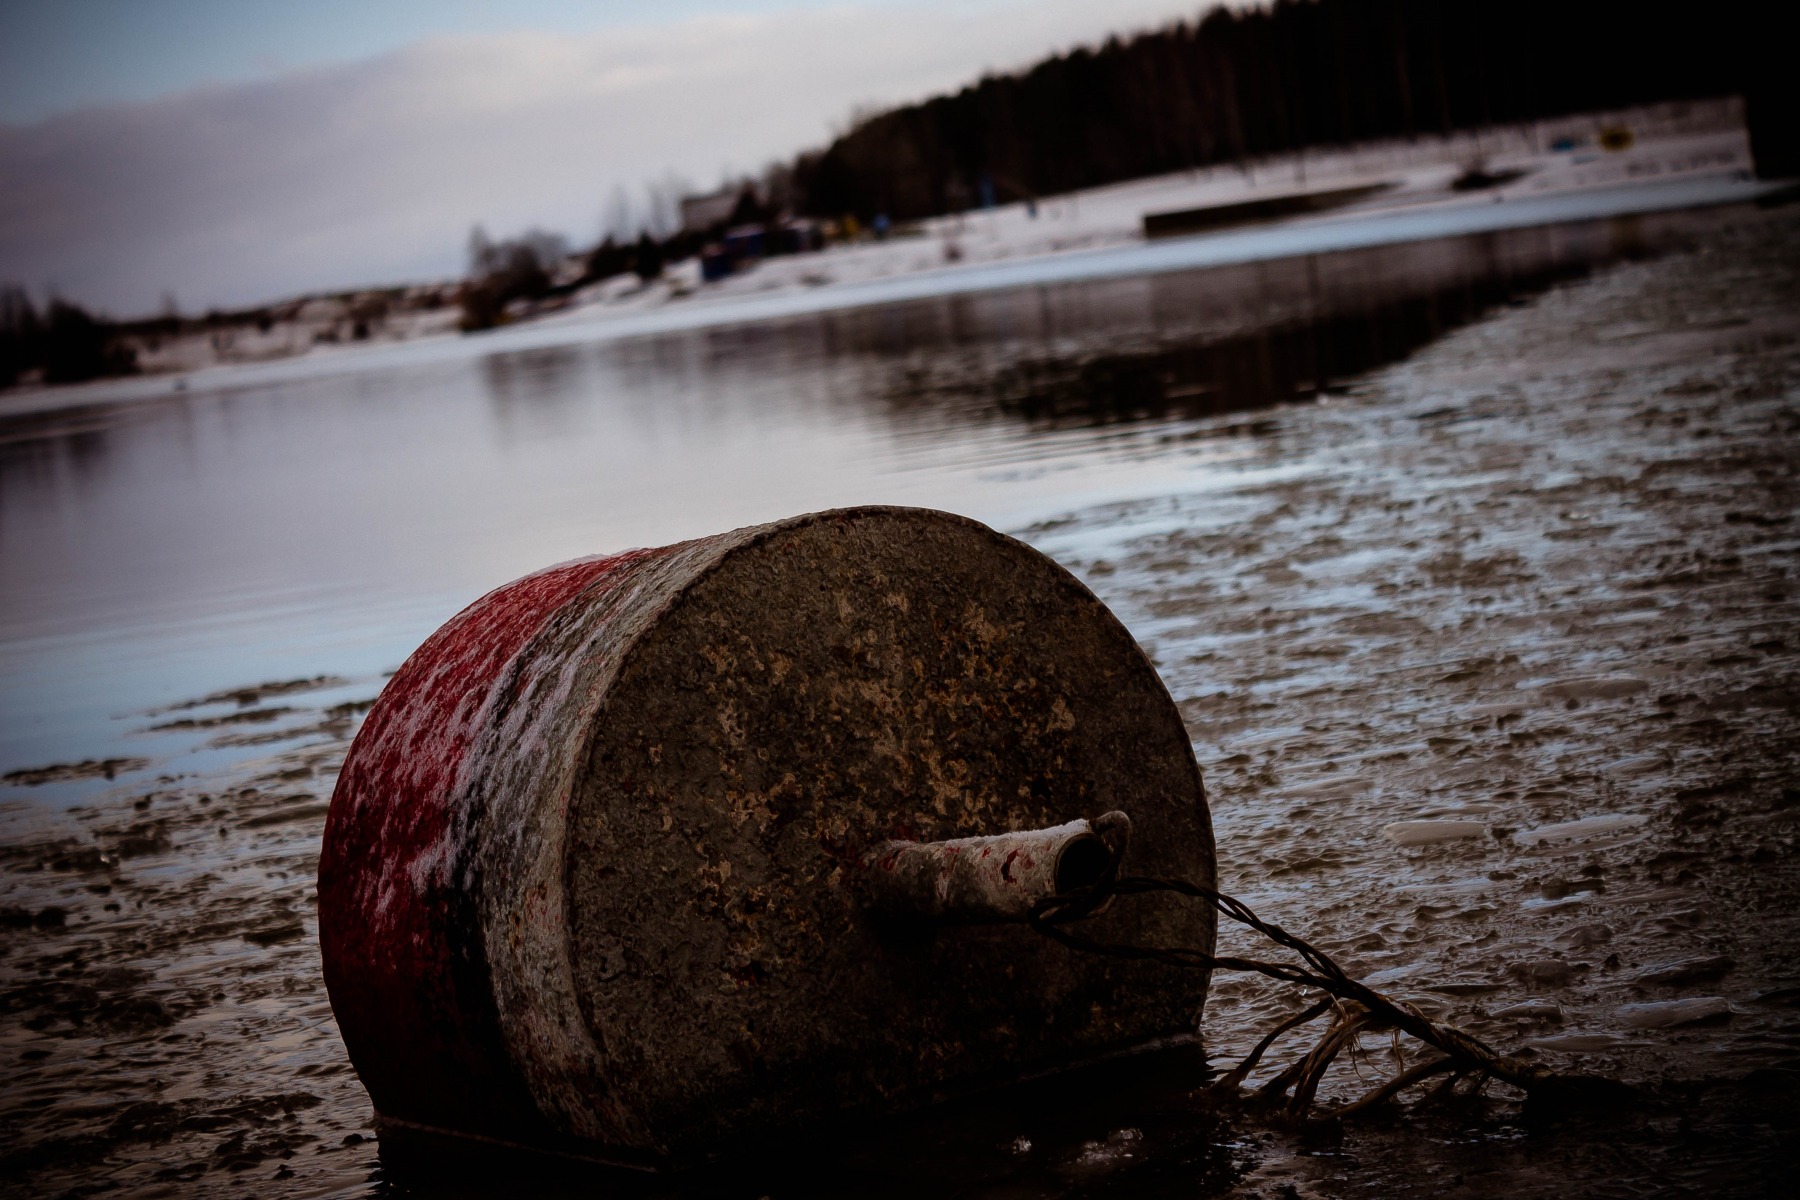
0, 204, 1731, 793
2, 202, 1796, 1197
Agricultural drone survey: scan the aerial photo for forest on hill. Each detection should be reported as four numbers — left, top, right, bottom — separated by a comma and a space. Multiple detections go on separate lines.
790, 0, 1772, 221
5, 0, 1782, 378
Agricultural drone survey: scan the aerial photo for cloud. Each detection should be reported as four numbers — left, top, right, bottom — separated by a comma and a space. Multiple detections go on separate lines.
0, 0, 1205, 315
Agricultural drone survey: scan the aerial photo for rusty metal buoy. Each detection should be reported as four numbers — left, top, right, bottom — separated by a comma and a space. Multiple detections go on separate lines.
318, 506, 1216, 1168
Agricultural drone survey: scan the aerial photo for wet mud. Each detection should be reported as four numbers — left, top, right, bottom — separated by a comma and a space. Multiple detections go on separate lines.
2, 761, 148, 788
3, 207, 1798, 1197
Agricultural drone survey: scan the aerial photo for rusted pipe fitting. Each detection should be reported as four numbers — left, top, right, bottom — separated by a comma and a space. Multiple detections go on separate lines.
864, 811, 1132, 922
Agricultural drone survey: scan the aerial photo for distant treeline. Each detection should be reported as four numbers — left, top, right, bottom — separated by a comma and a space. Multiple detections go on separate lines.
791, 0, 1768, 221
7, 0, 1781, 377
0, 284, 346, 388
457, 224, 707, 331
0, 286, 136, 388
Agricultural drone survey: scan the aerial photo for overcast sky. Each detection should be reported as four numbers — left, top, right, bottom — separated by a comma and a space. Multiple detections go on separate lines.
0, 0, 1209, 316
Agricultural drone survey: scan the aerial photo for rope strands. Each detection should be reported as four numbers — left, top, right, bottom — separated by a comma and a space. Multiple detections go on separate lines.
1031, 874, 1626, 1120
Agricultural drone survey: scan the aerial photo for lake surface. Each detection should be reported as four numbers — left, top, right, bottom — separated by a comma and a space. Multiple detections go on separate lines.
0, 197, 1750, 802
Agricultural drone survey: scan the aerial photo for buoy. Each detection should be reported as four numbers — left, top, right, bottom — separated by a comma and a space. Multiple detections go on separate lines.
318, 506, 1215, 1169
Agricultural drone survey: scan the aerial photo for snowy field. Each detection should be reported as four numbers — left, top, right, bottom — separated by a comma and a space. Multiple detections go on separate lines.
654, 98, 1755, 303
13, 98, 1768, 422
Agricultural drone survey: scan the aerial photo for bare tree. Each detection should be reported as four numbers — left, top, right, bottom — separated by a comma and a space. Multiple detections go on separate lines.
642, 171, 691, 240
602, 185, 638, 245
761, 160, 798, 216
467, 225, 497, 276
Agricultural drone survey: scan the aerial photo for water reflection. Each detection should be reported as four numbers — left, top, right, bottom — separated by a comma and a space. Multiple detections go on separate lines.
680, 214, 1668, 431
0, 205, 1728, 782
481, 345, 589, 438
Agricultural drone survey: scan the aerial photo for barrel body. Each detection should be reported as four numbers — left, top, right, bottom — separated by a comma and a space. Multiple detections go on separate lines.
318, 506, 1215, 1166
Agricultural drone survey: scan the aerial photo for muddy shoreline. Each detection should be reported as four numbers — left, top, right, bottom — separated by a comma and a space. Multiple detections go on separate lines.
2, 206, 1797, 1197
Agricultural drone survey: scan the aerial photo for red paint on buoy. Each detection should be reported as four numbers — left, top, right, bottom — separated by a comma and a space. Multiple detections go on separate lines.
318, 548, 668, 1139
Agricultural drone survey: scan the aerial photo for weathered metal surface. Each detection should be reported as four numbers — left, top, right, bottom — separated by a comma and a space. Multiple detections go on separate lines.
863, 811, 1131, 922
317, 549, 669, 1147
318, 505, 1216, 1168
